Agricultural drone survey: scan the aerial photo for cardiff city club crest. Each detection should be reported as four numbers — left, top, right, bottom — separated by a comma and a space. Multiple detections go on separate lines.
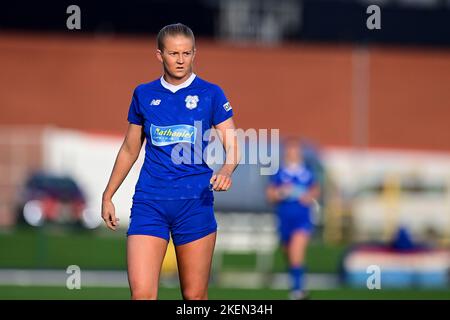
185, 95, 199, 110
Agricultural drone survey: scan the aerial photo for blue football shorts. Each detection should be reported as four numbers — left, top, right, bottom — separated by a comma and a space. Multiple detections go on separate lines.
276, 201, 314, 245
127, 196, 217, 246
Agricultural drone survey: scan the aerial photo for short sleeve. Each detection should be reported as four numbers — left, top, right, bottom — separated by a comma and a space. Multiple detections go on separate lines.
306, 169, 316, 188
127, 89, 144, 126
212, 85, 234, 126
269, 171, 281, 186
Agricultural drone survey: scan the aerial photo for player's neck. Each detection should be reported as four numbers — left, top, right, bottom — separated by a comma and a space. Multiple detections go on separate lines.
163, 72, 194, 86
284, 161, 302, 169
160, 72, 196, 93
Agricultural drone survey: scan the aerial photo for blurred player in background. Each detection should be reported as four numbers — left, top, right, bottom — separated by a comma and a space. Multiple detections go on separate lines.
266, 137, 320, 300
101, 23, 240, 300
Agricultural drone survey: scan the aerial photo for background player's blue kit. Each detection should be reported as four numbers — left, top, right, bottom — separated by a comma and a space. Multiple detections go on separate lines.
270, 164, 316, 244
126, 73, 233, 245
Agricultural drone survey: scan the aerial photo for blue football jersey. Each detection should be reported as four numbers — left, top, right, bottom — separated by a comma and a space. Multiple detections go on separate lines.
127, 73, 233, 200
269, 164, 316, 204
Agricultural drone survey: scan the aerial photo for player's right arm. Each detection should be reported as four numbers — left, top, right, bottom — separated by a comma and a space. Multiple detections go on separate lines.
101, 123, 145, 230
266, 183, 292, 204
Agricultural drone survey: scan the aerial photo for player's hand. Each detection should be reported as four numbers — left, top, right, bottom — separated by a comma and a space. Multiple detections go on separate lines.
210, 170, 232, 191
101, 199, 120, 231
278, 184, 293, 200
299, 193, 314, 206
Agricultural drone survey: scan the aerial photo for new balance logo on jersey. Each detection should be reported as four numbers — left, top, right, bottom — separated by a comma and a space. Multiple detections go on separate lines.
150, 99, 161, 106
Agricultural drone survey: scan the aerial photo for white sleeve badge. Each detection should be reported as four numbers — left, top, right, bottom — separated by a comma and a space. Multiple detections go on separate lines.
223, 102, 232, 112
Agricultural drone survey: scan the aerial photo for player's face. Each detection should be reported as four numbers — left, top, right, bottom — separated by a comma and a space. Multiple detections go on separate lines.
284, 142, 303, 164
157, 35, 196, 84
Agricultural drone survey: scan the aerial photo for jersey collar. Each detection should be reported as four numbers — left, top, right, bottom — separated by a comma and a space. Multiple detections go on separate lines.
160, 73, 196, 93
283, 163, 304, 175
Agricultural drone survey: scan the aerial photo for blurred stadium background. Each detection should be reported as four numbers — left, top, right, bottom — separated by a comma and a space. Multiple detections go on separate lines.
1, 0, 450, 299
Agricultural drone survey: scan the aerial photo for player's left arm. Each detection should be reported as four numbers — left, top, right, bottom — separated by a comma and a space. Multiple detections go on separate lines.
210, 117, 241, 191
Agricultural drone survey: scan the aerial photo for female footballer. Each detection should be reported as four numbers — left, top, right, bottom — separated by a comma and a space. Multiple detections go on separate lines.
101, 23, 240, 300
266, 138, 320, 300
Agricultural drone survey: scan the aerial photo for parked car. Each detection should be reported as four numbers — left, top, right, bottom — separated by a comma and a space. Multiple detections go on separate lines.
16, 172, 87, 227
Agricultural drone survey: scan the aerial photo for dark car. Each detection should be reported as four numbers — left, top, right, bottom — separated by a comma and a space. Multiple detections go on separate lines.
17, 172, 87, 227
